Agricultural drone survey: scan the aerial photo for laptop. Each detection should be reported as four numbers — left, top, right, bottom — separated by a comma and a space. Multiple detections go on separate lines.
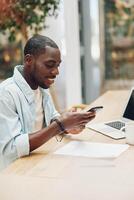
86, 87, 134, 139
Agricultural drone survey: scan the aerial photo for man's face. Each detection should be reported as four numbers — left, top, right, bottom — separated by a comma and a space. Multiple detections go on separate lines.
31, 46, 61, 89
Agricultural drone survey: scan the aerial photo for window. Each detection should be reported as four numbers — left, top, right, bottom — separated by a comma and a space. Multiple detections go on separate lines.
104, 0, 134, 79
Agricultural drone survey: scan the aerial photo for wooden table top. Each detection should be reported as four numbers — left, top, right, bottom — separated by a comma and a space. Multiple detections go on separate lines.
1, 90, 134, 200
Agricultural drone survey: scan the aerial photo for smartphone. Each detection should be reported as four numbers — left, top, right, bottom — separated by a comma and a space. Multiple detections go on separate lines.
87, 106, 103, 113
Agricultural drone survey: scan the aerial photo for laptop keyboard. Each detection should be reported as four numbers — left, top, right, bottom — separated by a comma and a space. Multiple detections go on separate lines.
105, 121, 125, 130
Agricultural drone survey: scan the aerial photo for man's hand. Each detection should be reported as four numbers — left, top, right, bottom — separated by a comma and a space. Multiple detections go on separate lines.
67, 127, 85, 134
59, 111, 96, 134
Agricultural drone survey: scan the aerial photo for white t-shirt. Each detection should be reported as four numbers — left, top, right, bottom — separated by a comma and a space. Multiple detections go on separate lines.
33, 88, 44, 132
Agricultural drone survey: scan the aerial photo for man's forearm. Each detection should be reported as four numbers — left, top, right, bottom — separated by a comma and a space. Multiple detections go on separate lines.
29, 121, 61, 152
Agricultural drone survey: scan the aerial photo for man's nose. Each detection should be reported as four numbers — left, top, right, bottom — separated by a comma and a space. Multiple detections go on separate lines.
51, 67, 59, 76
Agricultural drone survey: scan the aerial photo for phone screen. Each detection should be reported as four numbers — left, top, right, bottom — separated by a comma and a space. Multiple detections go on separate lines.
87, 106, 103, 112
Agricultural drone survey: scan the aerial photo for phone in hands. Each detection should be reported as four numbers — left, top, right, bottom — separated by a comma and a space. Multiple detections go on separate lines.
87, 106, 103, 113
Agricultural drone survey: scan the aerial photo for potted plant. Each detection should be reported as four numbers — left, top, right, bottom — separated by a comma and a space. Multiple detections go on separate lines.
0, 0, 60, 42
0, 0, 60, 79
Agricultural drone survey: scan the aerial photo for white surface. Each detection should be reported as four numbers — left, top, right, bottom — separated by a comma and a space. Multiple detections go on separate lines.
54, 141, 129, 158
41, 0, 82, 109
63, 0, 82, 107
126, 124, 134, 145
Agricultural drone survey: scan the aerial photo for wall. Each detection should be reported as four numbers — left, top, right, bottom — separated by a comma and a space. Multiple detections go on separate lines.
42, 0, 82, 111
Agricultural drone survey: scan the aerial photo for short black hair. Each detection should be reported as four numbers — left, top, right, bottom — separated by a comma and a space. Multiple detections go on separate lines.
24, 34, 59, 56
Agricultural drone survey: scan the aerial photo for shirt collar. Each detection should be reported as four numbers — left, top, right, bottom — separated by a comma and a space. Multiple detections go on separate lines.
13, 65, 35, 104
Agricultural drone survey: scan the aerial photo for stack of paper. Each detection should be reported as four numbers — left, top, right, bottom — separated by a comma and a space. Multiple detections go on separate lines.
54, 141, 129, 158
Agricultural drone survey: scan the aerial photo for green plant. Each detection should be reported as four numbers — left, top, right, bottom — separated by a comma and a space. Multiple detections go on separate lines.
0, 0, 60, 42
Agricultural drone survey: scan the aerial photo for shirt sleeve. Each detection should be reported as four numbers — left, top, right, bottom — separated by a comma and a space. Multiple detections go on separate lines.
0, 92, 30, 168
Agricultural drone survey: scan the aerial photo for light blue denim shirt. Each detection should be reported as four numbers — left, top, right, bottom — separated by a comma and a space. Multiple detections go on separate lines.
0, 65, 60, 169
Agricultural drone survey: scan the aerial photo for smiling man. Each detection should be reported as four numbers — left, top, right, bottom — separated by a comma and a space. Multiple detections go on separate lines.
0, 35, 95, 169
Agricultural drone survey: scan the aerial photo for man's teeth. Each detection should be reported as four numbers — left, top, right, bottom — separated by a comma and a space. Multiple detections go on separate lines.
48, 78, 54, 81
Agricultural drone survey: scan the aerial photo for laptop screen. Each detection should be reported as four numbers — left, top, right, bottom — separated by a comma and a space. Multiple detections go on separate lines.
123, 90, 134, 120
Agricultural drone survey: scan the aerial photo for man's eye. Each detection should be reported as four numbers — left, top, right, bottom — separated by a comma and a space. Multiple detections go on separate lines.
45, 64, 53, 68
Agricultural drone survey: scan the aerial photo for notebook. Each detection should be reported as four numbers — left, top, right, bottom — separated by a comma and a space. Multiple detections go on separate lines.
86, 88, 134, 139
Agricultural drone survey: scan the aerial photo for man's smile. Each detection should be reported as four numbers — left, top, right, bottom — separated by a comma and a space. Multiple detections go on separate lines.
45, 77, 56, 85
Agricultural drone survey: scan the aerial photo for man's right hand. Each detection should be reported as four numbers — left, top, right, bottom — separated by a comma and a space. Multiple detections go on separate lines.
59, 111, 96, 131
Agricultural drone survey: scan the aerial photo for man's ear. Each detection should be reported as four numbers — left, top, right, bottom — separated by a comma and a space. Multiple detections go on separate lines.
24, 54, 34, 65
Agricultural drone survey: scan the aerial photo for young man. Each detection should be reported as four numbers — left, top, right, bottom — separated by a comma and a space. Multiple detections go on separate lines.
0, 35, 95, 169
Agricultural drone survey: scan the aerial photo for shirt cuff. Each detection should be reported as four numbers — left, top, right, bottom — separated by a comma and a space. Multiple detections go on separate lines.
15, 134, 30, 157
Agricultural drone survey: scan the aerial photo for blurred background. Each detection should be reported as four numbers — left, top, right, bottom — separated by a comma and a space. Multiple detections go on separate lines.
0, 0, 134, 112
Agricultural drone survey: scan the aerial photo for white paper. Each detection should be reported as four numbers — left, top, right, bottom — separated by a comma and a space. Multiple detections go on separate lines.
54, 141, 129, 158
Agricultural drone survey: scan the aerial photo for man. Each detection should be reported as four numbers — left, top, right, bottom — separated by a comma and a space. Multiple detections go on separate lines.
0, 35, 95, 169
